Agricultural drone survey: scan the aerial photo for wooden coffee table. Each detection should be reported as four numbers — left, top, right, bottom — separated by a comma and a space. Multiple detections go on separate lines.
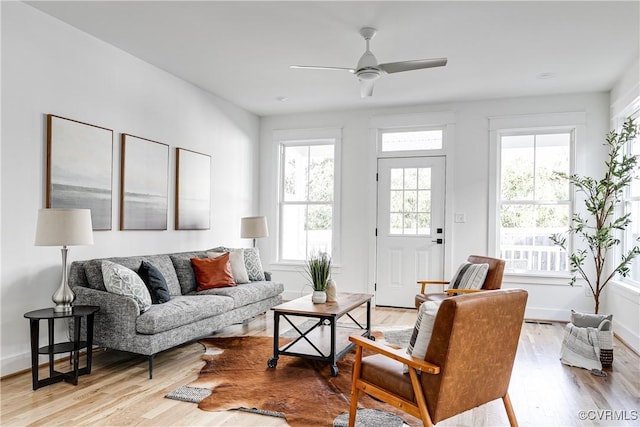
267, 292, 373, 376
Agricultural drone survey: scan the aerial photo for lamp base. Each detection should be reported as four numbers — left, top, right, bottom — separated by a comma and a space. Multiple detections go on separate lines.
53, 304, 73, 314
52, 247, 75, 313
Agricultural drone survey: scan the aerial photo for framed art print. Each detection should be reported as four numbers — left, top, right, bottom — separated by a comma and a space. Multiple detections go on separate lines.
175, 148, 211, 230
120, 134, 169, 230
46, 114, 113, 230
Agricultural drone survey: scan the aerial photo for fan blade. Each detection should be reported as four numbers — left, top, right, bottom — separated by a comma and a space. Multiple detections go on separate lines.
379, 58, 447, 74
290, 65, 355, 73
359, 80, 374, 98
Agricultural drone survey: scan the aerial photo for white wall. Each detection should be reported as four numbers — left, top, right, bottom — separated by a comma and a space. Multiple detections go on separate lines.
259, 92, 610, 320
603, 56, 640, 354
1, 2, 260, 375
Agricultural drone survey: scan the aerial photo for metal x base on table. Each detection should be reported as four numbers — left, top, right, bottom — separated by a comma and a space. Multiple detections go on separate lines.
267, 292, 373, 376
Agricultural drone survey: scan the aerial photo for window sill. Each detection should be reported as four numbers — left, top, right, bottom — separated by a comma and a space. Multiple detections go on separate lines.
270, 262, 342, 273
503, 272, 572, 286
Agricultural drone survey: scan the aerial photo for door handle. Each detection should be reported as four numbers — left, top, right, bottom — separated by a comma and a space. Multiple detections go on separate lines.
432, 238, 443, 244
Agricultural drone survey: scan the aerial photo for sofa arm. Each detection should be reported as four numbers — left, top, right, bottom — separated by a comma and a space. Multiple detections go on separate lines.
264, 271, 272, 281
73, 287, 140, 346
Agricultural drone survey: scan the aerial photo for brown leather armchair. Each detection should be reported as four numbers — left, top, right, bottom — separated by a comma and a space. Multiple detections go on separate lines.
415, 255, 505, 308
348, 289, 528, 427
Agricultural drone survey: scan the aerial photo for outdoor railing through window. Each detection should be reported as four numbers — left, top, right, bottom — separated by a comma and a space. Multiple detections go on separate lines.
501, 230, 568, 273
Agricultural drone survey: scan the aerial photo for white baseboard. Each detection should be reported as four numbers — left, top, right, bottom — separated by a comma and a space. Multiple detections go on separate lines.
613, 320, 640, 355
524, 306, 570, 322
1, 352, 32, 378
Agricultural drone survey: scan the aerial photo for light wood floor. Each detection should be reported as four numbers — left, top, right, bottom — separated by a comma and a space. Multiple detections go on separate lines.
1, 306, 638, 426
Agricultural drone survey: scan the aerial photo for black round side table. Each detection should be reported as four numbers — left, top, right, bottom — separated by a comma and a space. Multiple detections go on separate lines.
24, 305, 99, 390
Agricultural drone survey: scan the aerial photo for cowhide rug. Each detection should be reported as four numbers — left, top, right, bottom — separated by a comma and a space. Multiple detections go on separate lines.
189, 335, 421, 427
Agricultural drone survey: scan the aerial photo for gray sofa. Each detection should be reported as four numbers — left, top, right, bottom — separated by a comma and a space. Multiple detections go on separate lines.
68, 249, 283, 378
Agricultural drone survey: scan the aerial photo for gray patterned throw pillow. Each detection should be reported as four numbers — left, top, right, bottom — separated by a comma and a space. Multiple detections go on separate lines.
243, 247, 265, 281
102, 260, 152, 313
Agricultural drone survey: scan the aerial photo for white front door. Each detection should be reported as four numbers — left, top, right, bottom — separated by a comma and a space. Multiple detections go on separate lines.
376, 157, 446, 308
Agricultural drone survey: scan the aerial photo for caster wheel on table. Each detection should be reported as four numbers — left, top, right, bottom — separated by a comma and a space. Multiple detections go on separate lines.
330, 365, 339, 377
267, 357, 278, 368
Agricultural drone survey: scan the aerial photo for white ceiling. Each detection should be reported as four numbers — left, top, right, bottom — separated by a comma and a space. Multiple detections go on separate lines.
27, 1, 640, 117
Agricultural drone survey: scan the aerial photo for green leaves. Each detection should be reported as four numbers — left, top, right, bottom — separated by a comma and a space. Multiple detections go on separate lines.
549, 117, 639, 313
305, 252, 331, 291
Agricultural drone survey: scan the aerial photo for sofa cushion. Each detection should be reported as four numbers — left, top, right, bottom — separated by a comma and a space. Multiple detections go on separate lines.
102, 260, 152, 314
194, 280, 284, 308
207, 250, 250, 284
243, 248, 266, 281
170, 252, 209, 294
211, 246, 265, 281
136, 295, 235, 334
141, 255, 182, 296
138, 261, 171, 304
192, 254, 237, 290
83, 254, 182, 296
86, 257, 142, 291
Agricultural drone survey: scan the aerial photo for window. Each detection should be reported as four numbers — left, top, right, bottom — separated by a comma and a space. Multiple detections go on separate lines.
380, 128, 443, 152
623, 110, 640, 284
498, 130, 573, 273
278, 135, 340, 262
389, 167, 432, 235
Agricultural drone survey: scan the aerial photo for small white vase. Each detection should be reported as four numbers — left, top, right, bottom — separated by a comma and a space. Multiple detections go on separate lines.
312, 290, 327, 304
326, 279, 337, 302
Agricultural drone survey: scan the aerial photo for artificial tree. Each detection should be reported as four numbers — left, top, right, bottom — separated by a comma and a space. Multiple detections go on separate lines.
550, 117, 639, 314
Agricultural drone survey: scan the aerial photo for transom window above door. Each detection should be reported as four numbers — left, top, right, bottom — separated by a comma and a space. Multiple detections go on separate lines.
380, 128, 443, 152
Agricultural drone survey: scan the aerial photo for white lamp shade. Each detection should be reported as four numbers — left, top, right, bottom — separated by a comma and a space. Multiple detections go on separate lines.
35, 208, 94, 246
240, 216, 269, 239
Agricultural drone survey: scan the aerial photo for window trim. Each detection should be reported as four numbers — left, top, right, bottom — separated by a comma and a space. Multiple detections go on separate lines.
488, 112, 585, 277
618, 102, 640, 287
274, 128, 342, 265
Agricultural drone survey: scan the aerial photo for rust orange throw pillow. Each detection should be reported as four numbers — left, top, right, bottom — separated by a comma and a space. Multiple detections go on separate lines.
191, 253, 236, 291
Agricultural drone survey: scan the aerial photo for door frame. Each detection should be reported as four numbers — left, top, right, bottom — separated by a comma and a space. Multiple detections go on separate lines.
366, 112, 456, 307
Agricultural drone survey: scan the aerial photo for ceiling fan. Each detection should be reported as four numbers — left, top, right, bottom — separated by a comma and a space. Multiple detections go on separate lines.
290, 27, 447, 98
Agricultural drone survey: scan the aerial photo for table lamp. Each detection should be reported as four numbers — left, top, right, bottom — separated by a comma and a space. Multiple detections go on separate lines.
240, 216, 268, 247
35, 208, 94, 313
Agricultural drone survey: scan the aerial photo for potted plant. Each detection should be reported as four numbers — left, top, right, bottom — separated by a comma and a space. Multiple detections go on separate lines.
550, 117, 639, 314
306, 252, 331, 303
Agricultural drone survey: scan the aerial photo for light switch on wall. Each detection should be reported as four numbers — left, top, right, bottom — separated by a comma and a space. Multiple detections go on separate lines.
454, 213, 466, 223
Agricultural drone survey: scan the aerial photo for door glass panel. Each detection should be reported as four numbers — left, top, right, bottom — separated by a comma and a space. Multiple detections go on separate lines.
403, 213, 416, 234
417, 190, 430, 212
390, 190, 403, 212
404, 190, 417, 211
404, 168, 417, 189
390, 213, 403, 235
418, 167, 431, 188
417, 213, 431, 234
389, 167, 432, 235
390, 168, 403, 190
